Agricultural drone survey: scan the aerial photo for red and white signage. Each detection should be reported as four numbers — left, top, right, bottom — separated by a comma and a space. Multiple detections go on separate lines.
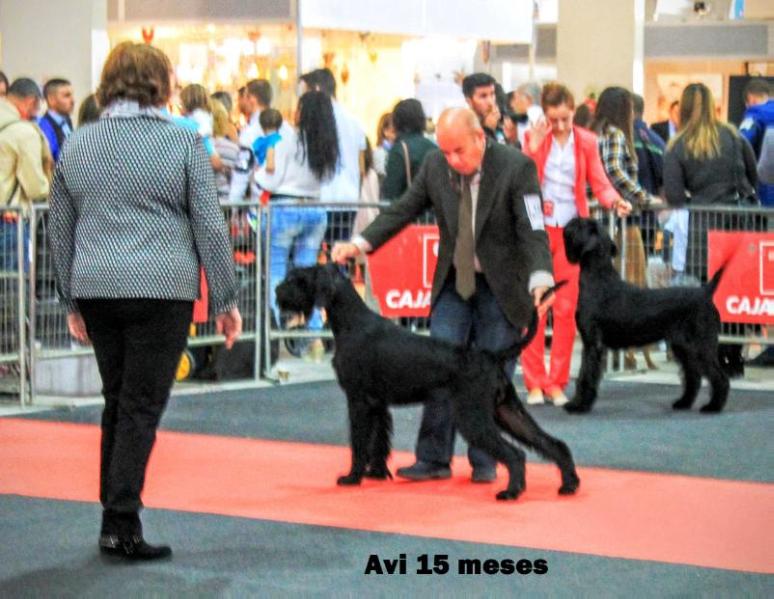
366, 225, 439, 317
708, 231, 774, 325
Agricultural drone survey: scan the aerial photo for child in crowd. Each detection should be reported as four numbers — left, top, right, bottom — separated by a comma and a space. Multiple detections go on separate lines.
252, 108, 283, 175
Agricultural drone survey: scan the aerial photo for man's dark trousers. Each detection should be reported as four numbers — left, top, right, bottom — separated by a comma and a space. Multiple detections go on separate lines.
415, 273, 520, 470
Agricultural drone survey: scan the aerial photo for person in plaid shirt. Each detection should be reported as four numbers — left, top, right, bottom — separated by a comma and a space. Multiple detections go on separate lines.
592, 86, 661, 370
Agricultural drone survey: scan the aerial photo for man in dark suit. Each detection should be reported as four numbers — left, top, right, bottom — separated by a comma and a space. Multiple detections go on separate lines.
652, 100, 679, 144
332, 108, 555, 483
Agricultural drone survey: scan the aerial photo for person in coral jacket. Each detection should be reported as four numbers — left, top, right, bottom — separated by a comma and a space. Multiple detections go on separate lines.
521, 82, 632, 406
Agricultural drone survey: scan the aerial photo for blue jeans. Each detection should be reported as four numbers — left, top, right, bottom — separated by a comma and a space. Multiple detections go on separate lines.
267, 204, 327, 330
415, 273, 520, 470
0, 221, 29, 272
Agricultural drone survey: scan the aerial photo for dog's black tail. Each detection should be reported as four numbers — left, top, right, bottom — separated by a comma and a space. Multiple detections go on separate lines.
705, 259, 731, 297
493, 280, 568, 363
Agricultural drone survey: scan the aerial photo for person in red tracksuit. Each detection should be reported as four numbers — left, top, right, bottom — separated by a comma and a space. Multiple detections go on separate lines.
521, 82, 632, 406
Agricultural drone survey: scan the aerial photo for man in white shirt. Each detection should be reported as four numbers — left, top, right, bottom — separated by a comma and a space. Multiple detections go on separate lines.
229, 79, 293, 202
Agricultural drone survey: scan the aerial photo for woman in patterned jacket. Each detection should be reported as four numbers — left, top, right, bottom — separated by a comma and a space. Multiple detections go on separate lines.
48, 42, 242, 561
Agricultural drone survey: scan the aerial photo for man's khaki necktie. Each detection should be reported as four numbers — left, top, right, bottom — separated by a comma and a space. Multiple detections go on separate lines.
453, 175, 476, 299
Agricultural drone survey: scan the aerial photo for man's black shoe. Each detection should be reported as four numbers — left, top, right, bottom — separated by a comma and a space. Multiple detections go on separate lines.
471, 467, 497, 483
395, 461, 451, 481
99, 534, 172, 561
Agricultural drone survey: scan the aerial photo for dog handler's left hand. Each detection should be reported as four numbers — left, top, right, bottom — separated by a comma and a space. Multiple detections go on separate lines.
332, 242, 361, 264
533, 286, 555, 317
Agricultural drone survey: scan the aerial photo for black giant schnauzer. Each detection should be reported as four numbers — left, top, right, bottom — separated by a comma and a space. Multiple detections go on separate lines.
563, 217, 730, 414
276, 264, 579, 501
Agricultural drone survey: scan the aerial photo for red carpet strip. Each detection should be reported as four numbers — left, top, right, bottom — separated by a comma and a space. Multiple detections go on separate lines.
1, 418, 772, 574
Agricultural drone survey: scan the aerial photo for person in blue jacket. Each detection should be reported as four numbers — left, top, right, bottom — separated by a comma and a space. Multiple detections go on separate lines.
739, 78, 773, 207
739, 78, 774, 367
38, 78, 75, 162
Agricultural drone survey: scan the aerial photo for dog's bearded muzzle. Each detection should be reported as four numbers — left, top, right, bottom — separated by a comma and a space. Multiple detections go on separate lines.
275, 278, 316, 320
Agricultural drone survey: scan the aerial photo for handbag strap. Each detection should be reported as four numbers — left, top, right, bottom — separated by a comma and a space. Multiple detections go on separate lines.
401, 140, 411, 187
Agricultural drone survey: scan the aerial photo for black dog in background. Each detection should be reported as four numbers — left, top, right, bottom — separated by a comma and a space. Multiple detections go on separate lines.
276, 264, 579, 501
563, 217, 730, 414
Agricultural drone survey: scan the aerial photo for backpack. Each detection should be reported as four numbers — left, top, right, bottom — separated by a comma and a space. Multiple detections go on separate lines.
634, 126, 664, 194
756, 126, 774, 185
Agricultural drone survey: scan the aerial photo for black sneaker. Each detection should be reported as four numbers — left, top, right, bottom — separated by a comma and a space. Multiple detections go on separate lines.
395, 461, 451, 481
99, 534, 172, 561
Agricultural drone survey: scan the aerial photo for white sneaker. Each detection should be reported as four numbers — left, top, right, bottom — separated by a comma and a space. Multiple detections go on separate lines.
527, 388, 545, 405
547, 387, 569, 407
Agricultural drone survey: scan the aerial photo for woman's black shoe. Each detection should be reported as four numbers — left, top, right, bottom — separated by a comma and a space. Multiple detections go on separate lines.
99, 534, 172, 561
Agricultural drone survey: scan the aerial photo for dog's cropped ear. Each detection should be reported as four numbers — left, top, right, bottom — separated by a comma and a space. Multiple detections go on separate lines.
313, 263, 341, 307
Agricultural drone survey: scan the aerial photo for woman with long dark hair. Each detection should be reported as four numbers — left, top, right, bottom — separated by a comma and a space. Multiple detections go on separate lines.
255, 90, 339, 358
593, 86, 660, 369
382, 98, 436, 201
296, 90, 339, 181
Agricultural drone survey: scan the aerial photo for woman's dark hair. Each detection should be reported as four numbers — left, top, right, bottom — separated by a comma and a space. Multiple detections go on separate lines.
363, 136, 374, 172
573, 103, 593, 129
297, 90, 339, 181
97, 41, 172, 108
78, 93, 102, 126
0, 70, 8, 94
592, 86, 635, 157
392, 98, 426, 136
495, 83, 508, 120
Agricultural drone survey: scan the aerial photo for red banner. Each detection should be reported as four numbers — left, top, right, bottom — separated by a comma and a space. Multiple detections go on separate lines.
708, 231, 774, 325
366, 225, 439, 317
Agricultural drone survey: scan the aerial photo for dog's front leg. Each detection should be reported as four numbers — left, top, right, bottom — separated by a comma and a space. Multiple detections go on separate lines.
364, 405, 393, 480
337, 397, 372, 486
565, 340, 605, 414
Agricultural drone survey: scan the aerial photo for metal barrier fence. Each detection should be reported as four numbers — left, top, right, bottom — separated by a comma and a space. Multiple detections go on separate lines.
2, 199, 771, 405
590, 203, 772, 345
20, 202, 263, 406
0, 206, 28, 404
261, 200, 436, 376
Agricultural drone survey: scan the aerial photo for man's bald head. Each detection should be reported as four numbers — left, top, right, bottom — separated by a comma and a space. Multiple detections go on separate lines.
436, 107, 486, 176
437, 107, 481, 135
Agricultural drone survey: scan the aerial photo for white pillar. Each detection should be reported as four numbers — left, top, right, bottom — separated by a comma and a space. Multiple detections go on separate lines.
0, 0, 108, 109
557, 0, 645, 99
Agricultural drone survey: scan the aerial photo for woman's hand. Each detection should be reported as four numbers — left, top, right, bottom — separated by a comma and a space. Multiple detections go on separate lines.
614, 198, 633, 217
216, 306, 242, 350
528, 116, 551, 153
67, 313, 90, 344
